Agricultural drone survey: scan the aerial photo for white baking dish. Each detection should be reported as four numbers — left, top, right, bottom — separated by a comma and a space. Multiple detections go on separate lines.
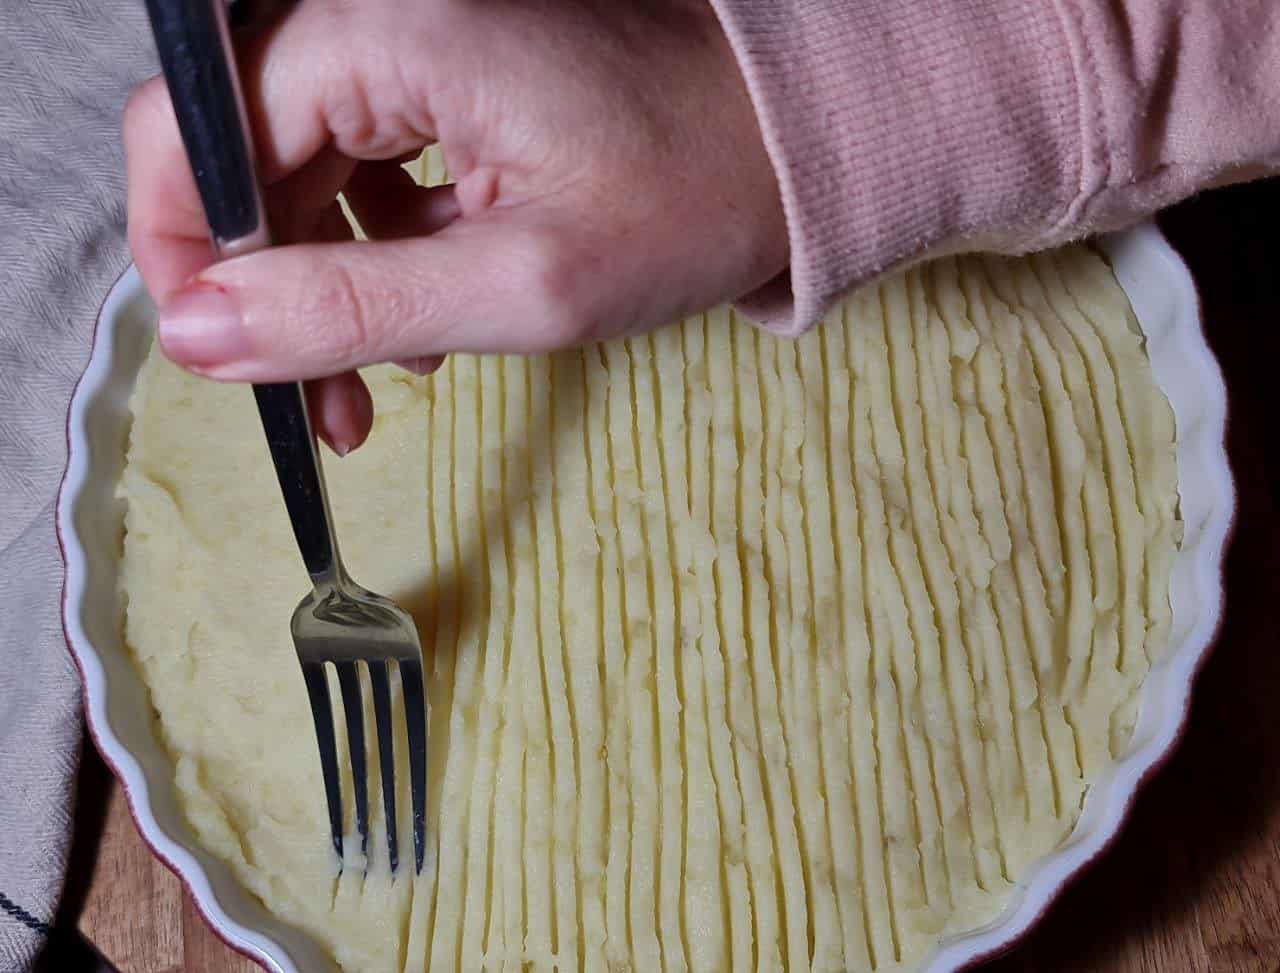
57, 222, 1234, 973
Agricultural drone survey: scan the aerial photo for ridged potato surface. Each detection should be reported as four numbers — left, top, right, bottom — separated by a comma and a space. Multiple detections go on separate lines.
120, 153, 1179, 973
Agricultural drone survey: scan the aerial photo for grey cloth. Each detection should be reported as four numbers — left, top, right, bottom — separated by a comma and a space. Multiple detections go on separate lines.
1, 2, 154, 968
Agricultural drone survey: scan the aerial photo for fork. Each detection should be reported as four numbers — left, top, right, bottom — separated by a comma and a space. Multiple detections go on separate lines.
143, 0, 428, 872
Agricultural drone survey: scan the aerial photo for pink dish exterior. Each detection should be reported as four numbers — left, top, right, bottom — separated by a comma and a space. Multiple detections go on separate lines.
57, 222, 1234, 973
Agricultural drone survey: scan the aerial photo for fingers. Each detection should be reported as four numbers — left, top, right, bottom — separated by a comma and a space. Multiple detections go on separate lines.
396, 355, 446, 376
157, 209, 593, 381
124, 0, 430, 302
306, 370, 374, 456
124, 78, 214, 303
124, 79, 349, 300
344, 162, 458, 378
234, 5, 431, 177
296, 198, 376, 455
265, 149, 358, 245
343, 161, 461, 240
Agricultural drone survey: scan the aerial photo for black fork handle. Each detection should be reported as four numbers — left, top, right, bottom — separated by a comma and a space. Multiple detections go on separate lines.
143, 0, 262, 250
143, 0, 342, 584
252, 383, 341, 583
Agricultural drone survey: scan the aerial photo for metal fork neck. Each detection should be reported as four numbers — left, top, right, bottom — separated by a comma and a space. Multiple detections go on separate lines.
251, 382, 346, 586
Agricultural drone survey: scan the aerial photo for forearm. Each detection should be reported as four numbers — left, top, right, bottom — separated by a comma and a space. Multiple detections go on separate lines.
712, 0, 1280, 333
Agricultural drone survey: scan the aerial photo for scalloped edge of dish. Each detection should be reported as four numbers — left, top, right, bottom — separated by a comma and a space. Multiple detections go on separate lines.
58, 222, 1234, 973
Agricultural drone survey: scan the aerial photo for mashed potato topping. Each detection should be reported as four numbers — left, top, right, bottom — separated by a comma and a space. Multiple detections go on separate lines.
121, 161, 1179, 972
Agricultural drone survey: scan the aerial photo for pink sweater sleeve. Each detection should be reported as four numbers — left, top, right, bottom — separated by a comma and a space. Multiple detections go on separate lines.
711, 0, 1280, 334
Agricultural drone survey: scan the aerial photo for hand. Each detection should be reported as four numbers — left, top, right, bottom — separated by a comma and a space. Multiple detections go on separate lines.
123, 0, 787, 454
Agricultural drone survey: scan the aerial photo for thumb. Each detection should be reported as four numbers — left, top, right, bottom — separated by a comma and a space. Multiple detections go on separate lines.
157, 211, 593, 381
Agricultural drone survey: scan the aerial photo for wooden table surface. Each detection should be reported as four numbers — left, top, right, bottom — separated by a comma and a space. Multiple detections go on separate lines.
48, 181, 1280, 973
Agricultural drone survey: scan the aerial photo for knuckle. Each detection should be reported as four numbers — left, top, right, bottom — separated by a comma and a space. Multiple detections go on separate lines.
291, 258, 377, 364
306, 3, 418, 156
323, 261, 376, 361
318, 63, 407, 158
308, 256, 421, 365
514, 228, 596, 347
311, 0, 360, 36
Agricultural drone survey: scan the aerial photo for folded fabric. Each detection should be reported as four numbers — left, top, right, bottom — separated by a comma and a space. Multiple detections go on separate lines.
0, 2, 154, 968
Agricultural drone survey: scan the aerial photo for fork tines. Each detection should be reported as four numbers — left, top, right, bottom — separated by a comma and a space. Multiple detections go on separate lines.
300, 658, 428, 874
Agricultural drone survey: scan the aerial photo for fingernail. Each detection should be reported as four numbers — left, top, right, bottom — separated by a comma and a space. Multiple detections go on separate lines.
352, 380, 374, 430
400, 355, 445, 376
335, 387, 371, 457
158, 283, 248, 366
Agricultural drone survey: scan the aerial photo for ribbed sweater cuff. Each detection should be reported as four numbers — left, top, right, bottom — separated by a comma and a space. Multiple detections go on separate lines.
710, 0, 1084, 335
